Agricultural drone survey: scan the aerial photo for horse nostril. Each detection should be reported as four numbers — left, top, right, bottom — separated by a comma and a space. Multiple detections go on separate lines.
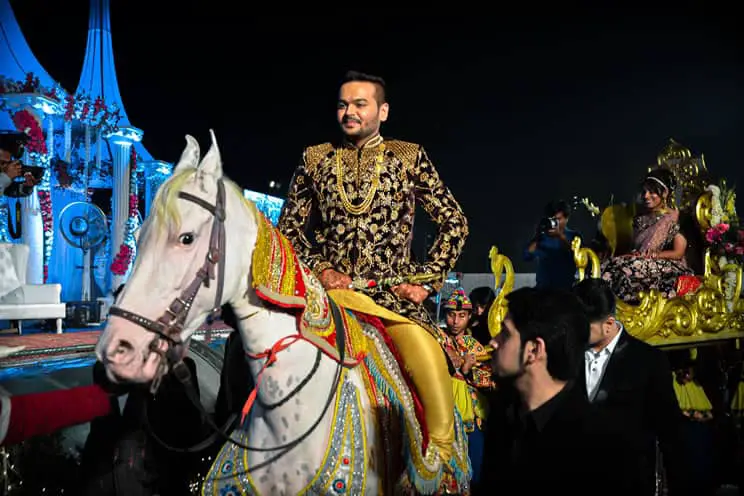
113, 339, 134, 356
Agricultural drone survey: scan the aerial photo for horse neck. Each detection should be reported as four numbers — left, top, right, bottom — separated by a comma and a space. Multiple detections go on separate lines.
230, 297, 337, 432
230, 294, 295, 354
226, 198, 338, 425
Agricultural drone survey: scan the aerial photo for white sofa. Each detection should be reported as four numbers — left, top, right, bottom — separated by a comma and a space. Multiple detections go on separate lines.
0, 243, 65, 334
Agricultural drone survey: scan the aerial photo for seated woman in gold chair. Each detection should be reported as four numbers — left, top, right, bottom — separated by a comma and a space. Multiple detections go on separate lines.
601, 168, 694, 303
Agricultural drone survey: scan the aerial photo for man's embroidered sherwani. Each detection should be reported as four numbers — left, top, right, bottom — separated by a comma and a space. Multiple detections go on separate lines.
277, 135, 469, 334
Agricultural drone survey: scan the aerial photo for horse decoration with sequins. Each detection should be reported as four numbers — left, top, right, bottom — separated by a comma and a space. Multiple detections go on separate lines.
95, 132, 471, 495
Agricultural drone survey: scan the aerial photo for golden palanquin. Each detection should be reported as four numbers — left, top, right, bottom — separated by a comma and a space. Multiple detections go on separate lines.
572, 140, 744, 347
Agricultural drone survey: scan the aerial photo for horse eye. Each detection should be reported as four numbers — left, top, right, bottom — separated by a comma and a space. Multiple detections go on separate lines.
178, 232, 195, 245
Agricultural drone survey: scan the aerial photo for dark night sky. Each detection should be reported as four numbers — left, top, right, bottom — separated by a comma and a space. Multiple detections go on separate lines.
9, 3, 744, 272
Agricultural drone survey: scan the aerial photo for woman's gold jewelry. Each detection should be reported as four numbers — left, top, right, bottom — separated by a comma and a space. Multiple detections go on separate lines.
335, 144, 385, 215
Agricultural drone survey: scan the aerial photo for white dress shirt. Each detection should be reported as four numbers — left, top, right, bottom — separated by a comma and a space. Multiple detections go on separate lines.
585, 325, 623, 401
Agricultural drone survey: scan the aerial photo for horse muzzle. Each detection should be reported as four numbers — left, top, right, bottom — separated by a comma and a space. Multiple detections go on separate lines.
99, 326, 169, 384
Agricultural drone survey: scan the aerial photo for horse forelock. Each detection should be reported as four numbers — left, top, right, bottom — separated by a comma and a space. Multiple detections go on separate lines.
152, 168, 197, 236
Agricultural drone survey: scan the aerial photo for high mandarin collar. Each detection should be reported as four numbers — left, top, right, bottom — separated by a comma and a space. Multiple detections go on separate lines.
343, 134, 384, 150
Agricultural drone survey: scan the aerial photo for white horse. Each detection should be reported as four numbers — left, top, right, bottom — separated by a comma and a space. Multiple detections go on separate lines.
96, 132, 470, 495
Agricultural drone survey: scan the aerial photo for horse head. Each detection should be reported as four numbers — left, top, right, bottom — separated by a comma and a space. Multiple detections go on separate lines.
96, 131, 257, 384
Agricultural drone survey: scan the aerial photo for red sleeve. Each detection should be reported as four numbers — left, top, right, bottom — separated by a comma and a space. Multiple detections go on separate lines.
1, 385, 113, 447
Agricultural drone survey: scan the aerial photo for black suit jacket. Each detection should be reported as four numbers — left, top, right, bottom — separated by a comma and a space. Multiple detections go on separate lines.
481, 381, 627, 496
580, 330, 688, 495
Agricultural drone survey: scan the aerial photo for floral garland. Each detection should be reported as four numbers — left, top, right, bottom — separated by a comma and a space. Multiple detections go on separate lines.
12, 108, 47, 155
1, 72, 121, 137
705, 182, 743, 307
111, 147, 139, 276
0, 72, 57, 99
63, 92, 121, 136
9, 103, 55, 281
705, 182, 742, 262
705, 221, 744, 265
39, 190, 53, 281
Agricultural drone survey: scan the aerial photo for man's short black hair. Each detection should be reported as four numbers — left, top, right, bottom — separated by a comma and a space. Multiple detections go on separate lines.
340, 70, 386, 104
0, 131, 28, 159
506, 287, 589, 381
573, 278, 617, 323
544, 199, 571, 218
469, 286, 495, 308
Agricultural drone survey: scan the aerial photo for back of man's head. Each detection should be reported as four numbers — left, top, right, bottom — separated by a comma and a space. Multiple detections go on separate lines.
507, 287, 589, 381
572, 278, 617, 322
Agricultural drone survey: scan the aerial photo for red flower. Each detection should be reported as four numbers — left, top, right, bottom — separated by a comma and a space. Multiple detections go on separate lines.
110, 243, 134, 275
64, 94, 76, 121
12, 109, 47, 155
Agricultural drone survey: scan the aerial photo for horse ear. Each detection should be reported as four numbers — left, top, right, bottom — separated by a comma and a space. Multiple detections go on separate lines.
174, 135, 200, 172
199, 129, 223, 178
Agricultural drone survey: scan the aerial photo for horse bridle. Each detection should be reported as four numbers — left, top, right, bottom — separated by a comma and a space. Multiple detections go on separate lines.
108, 178, 227, 394
106, 178, 346, 473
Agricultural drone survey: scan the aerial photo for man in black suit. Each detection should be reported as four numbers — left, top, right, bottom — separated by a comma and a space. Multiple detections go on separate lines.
573, 278, 688, 495
482, 287, 619, 495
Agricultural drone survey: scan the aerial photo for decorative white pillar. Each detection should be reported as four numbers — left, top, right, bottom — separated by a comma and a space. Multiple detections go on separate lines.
84, 125, 91, 172
106, 126, 143, 293
64, 121, 72, 162
96, 128, 102, 172
40, 116, 54, 282
20, 150, 43, 284
111, 139, 132, 292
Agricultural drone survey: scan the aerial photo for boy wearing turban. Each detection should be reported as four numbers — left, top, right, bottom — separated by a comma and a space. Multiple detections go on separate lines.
442, 288, 493, 485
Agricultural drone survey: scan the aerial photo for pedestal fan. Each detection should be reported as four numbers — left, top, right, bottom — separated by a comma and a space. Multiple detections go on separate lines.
58, 201, 107, 301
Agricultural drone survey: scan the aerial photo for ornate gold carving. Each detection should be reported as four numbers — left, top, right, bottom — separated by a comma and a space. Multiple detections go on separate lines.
652, 138, 710, 210
573, 238, 744, 346
600, 204, 636, 255
487, 246, 515, 338
572, 236, 601, 280
572, 140, 744, 346
656, 139, 693, 165
695, 191, 713, 231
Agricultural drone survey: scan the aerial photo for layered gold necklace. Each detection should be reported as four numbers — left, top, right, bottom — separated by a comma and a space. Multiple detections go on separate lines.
335, 143, 385, 215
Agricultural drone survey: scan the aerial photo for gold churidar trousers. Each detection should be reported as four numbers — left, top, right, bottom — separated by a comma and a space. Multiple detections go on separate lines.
328, 289, 455, 461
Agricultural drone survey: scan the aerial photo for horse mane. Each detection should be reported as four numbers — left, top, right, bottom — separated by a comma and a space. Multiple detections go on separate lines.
149, 168, 259, 238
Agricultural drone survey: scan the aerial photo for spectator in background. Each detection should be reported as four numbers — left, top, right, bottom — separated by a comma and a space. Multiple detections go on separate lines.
441, 289, 493, 488
468, 286, 495, 345
573, 277, 690, 495
524, 200, 579, 290
482, 287, 613, 495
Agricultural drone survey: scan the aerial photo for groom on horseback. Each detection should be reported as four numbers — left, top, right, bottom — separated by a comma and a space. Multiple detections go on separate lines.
277, 70, 469, 462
